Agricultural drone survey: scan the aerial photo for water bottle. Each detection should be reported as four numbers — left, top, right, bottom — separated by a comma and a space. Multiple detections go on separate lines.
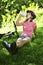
20, 11, 26, 17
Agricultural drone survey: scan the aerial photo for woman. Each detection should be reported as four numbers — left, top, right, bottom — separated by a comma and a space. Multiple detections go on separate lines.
3, 10, 37, 54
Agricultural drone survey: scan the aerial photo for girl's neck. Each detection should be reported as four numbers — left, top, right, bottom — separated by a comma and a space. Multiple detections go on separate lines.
27, 19, 32, 23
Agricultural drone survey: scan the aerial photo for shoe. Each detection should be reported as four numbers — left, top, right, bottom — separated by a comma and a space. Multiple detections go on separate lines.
3, 41, 18, 55
3, 41, 11, 52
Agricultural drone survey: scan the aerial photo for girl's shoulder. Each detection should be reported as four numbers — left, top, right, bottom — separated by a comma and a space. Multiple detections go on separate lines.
32, 21, 36, 25
32, 21, 37, 27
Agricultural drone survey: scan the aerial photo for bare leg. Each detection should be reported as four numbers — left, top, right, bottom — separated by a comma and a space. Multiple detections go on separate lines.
16, 37, 31, 47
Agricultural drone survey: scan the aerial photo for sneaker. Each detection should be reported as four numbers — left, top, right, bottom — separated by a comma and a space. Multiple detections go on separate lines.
3, 41, 18, 55
3, 41, 11, 52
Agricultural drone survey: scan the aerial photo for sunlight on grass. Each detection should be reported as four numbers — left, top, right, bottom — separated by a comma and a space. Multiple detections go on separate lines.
28, 63, 36, 65
0, 27, 15, 34
2, 48, 10, 55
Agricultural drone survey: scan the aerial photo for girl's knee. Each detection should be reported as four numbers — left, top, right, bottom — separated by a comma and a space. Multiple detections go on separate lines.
16, 43, 21, 47
23, 37, 31, 42
16, 38, 23, 47
16, 38, 22, 42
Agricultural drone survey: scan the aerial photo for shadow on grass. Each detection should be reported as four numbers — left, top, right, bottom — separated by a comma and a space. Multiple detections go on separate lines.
0, 27, 43, 65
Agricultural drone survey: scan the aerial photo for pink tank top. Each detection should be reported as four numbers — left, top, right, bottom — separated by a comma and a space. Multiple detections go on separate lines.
22, 21, 36, 37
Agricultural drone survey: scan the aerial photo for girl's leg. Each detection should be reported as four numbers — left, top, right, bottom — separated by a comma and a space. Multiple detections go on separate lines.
16, 37, 31, 47
3, 41, 17, 54
3, 37, 31, 54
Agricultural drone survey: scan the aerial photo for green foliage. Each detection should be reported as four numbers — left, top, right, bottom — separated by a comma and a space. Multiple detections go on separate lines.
0, 16, 3, 28
33, 0, 43, 7
0, 0, 43, 16
0, 0, 43, 32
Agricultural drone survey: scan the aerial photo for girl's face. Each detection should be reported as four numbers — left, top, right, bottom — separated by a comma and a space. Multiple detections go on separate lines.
26, 13, 32, 19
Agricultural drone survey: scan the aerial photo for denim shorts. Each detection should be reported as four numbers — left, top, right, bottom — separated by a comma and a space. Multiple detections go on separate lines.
19, 35, 32, 40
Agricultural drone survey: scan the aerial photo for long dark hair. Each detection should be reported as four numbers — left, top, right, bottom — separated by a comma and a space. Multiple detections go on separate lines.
26, 10, 36, 20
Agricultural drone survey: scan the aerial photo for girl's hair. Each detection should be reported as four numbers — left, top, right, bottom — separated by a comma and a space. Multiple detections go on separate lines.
26, 10, 36, 19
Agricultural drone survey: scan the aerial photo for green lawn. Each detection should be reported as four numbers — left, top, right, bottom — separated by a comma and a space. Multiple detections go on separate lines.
0, 23, 43, 65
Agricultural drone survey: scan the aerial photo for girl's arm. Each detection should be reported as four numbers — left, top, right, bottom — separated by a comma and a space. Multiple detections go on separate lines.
33, 26, 37, 38
16, 14, 23, 26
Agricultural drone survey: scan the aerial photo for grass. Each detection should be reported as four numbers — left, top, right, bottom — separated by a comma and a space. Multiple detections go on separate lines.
0, 23, 43, 65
